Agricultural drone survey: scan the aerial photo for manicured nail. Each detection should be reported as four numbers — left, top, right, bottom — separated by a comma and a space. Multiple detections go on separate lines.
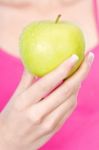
87, 52, 94, 65
70, 54, 79, 64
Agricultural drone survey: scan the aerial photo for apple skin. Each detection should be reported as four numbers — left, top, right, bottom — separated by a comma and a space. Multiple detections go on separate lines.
20, 21, 85, 77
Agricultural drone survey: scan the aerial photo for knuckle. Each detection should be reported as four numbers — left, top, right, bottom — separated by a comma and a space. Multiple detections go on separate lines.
27, 109, 43, 125
43, 122, 56, 133
33, 116, 43, 125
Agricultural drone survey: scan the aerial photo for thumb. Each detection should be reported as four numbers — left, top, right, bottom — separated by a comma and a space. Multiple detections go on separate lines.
13, 70, 37, 97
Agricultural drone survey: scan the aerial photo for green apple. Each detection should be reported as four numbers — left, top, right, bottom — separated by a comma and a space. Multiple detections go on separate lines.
20, 15, 85, 77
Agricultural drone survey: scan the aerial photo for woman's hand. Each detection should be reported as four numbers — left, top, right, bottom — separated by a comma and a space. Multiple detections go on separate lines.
0, 52, 94, 150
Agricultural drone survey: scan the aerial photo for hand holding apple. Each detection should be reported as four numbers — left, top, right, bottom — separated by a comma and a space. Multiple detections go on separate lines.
20, 15, 85, 77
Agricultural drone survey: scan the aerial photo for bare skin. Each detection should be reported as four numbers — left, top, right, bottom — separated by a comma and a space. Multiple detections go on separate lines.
0, 0, 96, 150
0, 0, 98, 57
0, 53, 94, 150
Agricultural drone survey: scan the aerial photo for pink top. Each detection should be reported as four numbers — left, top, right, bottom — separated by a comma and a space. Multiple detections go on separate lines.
0, 0, 99, 149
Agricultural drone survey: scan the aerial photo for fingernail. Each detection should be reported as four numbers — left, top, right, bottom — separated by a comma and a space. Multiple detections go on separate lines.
70, 54, 79, 64
87, 52, 94, 65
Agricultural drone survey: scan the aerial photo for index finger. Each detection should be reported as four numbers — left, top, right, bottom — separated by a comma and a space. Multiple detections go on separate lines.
18, 55, 79, 108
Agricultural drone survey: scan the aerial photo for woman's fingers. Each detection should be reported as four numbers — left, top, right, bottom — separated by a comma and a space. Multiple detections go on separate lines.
29, 95, 77, 141
16, 55, 79, 108
41, 94, 77, 134
45, 102, 76, 140
27, 52, 94, 121
27, 83, 79, 125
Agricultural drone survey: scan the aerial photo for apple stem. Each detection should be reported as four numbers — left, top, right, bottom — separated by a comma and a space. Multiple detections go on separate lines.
55, 14, 61, 23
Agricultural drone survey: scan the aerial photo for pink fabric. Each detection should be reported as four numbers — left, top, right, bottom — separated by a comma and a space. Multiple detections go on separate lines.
0, 51, 24, 111
0, 0, 99, 149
